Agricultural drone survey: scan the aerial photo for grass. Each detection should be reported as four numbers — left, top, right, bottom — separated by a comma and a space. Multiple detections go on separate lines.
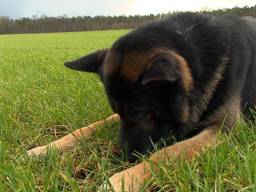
0, 30, 256, 192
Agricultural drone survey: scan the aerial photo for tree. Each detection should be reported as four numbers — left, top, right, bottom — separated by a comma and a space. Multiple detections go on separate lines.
0, 5, 255, 34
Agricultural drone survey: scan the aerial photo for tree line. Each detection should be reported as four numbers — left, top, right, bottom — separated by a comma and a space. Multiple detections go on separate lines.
0, 5, 255, 34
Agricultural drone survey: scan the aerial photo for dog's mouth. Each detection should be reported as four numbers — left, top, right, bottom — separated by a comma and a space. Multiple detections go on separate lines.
113, 135, 177, 163
111, 144, 153, 162
113, 124, 181, 162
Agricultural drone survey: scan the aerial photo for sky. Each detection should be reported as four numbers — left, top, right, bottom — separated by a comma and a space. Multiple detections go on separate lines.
0, 0, 256, 19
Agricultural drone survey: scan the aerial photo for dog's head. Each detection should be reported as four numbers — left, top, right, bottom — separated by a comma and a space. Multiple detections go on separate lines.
65, 29, 194, 161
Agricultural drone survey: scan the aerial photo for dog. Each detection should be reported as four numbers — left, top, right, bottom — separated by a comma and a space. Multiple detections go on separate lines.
27, 12, 256, 191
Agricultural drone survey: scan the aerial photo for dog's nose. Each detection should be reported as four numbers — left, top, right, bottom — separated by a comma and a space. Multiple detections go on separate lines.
127, 153, 138, 162
112, 145, 142, 162
127, 144, 154, 162
112, 146, 139, 162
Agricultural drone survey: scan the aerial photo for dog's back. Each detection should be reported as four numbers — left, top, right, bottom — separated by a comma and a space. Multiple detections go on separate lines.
243, 16, 256, 31
241, 16, 256, 117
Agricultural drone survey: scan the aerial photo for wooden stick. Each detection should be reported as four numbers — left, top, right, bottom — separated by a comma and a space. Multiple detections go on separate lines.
27, 114, 120, 156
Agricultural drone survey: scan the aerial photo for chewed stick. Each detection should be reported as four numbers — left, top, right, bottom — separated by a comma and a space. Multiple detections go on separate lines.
27, 114, 120, 156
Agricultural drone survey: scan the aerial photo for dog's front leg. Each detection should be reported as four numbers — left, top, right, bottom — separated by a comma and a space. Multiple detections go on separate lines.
27, 114, 119, 156
102, 126, 217, 192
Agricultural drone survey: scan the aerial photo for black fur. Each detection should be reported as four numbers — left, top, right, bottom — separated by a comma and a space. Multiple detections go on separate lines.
65, 13, 256, 161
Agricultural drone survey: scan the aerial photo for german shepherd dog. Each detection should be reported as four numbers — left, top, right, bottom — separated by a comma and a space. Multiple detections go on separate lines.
27, 13, 256, 191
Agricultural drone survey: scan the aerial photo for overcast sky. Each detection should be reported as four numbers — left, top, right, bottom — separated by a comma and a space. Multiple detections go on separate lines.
0, 0, 256, 19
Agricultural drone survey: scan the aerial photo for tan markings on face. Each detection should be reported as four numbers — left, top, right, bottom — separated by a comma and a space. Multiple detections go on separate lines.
180, 97, 190, 123
120, 48, 194, 93
103, 49, 121, 76
171, 51, 194, 93
120, 51, 152, 81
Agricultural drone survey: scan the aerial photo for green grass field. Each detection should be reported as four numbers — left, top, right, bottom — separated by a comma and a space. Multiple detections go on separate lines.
0, 30, 256, 192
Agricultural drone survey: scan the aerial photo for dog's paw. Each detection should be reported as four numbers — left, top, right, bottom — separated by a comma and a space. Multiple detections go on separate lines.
27, 145, 47, 157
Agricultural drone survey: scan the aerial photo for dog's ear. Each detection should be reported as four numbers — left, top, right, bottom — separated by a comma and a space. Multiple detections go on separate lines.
142, 57, 180, 85
64, 49, 108, 73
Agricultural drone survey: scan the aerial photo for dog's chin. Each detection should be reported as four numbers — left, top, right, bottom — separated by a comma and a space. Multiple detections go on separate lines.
122, 137, 176, 162
114, 144, 155, 163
